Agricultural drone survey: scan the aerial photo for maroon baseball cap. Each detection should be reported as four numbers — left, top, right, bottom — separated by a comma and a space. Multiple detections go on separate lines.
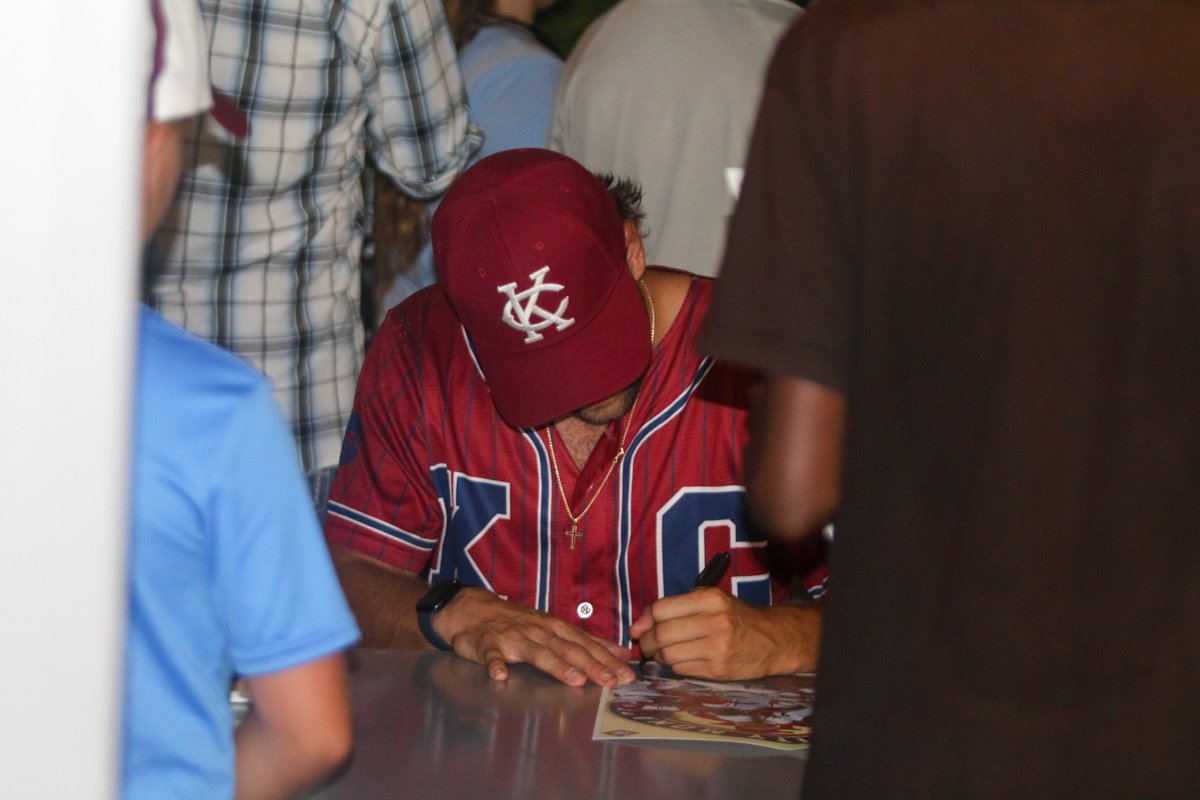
432, 149, 652, 429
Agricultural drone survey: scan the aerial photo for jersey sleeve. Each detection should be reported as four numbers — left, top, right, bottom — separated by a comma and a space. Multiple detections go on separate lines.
213, 380, 360, 677
324, 303, 446, 573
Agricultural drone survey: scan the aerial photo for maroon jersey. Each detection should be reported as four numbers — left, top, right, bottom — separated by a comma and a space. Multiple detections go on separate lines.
326, 274, 824, 647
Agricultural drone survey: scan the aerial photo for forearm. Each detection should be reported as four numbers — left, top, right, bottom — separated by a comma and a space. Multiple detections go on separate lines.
234, 655, 352, 800
745, 375, 845, 540
329, 546, 633, 685
234, 714, 340, 800
328, 544, 430, 649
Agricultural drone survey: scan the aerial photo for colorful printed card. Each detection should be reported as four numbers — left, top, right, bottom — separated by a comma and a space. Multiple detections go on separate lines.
593, 669, 816, 751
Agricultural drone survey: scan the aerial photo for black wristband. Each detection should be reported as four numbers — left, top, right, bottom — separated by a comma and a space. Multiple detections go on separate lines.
416, 579, 463, 651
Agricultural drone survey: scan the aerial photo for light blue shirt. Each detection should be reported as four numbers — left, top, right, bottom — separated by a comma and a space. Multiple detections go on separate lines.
121, 307, 359, 800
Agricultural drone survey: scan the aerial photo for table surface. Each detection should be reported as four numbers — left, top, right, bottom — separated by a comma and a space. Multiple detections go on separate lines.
305, 649, 807, 800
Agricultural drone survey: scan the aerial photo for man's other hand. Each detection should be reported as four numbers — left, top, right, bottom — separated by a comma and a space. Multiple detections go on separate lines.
437, 588, 636, 687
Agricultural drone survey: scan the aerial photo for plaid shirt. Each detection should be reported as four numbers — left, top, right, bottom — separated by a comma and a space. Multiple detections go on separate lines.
148, 0, 480, 472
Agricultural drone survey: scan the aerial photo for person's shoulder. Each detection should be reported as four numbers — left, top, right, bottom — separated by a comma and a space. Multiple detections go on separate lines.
734, 0, 804, 29
777, 0, 904, 40
678, 276, 761, 382
561, 0, 635, 62
651, 271, 759, 391
595, 0, 796, 30
370, 284, 460, 359
138, 307, 266, 399
652, 266, 713, 302
135, 307, 283, 475
683, 272, 718, 321
590, 0, 662, 24
642, 267, 714, 346
467, 22, 560, 62
462, 23, 562, 83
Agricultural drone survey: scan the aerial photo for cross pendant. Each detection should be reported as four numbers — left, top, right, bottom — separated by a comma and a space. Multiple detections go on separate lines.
565, 523, 581, 550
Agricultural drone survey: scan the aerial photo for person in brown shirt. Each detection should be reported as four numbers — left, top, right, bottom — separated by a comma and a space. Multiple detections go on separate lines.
704, 1, 1200, 797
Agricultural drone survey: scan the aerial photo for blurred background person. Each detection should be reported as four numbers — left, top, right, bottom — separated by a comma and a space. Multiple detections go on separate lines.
146, 0, 480, 513
125, 1, 360, 797
705, 1, 1200, 797
550, 0, 801, 277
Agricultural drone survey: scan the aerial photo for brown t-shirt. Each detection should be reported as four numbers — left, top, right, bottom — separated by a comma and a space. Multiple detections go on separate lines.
705, 1, 1200, 796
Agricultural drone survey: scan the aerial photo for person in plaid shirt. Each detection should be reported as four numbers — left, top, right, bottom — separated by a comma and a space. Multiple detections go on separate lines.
147, 0, 481, 506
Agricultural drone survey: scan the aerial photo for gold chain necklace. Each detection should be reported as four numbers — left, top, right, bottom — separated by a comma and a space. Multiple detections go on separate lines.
544, 278, 655, 550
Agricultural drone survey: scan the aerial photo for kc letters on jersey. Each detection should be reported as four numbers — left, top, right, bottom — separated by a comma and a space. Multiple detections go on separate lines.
325, 279, 809, 647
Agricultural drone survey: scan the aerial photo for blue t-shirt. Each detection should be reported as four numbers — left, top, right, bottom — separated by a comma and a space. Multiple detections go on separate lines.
121, 307, 360, 800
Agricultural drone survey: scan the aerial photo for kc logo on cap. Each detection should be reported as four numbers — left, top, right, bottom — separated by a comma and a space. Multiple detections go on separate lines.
497, 266, 576, 344
430, 149, 651, 429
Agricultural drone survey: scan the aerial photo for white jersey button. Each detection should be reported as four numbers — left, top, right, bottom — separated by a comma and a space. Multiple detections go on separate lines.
576, 601, 594, 619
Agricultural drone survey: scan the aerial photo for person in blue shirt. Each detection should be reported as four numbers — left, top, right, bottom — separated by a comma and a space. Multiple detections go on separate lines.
122, 2, 360, 797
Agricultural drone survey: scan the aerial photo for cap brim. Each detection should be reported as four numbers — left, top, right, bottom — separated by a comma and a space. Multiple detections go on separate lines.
472, 273, 652, 429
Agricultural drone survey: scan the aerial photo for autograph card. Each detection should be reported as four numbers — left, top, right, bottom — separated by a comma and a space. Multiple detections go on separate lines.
593, 671, 816, 751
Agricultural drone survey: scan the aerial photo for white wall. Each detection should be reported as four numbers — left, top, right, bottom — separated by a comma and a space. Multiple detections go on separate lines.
0, 3, 141, 797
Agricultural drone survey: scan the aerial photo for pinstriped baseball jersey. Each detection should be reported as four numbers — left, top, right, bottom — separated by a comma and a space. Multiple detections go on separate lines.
325, 274, 824, 647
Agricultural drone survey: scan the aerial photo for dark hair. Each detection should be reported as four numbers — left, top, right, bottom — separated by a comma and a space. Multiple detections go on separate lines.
446, 0, 496, 48
593, 172, 648, 238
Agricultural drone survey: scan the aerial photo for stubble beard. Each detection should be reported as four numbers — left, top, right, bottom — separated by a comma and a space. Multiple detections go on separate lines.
572, 381, 641, 426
